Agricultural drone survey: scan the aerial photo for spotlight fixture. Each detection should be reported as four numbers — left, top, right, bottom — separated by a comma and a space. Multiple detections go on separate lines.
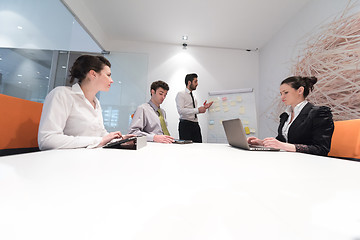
182, 35, 188, 49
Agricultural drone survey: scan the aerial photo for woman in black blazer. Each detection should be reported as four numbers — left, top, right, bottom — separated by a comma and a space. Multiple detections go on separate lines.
248, 76, 334, 156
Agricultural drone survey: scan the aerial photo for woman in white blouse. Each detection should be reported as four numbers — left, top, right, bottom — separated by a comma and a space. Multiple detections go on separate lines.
248, 76, 334, 156
38, 55, 131, 150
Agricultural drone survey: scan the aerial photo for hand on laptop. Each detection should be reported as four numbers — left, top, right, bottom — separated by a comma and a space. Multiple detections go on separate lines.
263, 137, 296, 152
99, 131, 123, 147
123, 134, 136, 139
247, 137, 264, 146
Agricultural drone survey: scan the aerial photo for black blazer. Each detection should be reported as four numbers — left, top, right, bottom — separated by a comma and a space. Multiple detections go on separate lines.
276, 102, 334, 156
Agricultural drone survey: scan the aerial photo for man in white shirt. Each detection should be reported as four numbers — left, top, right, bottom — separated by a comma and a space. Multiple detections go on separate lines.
175, 73, 213, 143
129, 81, 174, 143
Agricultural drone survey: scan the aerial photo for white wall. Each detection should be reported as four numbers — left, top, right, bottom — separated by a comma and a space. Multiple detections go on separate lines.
106, 41, 259, 141
259, 0, 360, 139
105, 0, 359, 141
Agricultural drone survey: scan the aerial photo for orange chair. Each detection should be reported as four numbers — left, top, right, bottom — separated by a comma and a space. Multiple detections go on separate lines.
328, 119, 360, 160
0, 94, 43, 156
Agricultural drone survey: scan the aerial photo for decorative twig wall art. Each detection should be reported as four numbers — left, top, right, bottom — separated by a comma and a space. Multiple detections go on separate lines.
270, 0, 360, 123
291, 1, 360, 121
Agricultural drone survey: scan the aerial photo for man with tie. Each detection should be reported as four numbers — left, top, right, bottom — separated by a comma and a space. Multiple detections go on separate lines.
129, 80, 174, 143
175, 73, 213, 143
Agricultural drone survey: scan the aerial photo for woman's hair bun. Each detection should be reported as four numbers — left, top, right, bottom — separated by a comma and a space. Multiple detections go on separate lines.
303, 76, 317, 93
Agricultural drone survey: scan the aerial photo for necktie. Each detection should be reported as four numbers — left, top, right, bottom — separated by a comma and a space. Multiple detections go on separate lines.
157, 109, 170, 136
190, 91, 197, 119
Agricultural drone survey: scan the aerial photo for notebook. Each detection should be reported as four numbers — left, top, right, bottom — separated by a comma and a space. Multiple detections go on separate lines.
222, 118, 280, 151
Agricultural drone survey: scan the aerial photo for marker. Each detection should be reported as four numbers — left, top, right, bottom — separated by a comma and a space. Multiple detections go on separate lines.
203, 100, 207, 105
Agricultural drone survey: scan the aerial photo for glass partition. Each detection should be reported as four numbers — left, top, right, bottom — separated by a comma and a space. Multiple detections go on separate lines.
0, 0, 148, 134
0, 0, 102, 102
100, 52, 148, 134
0, 48, 52, 102
0, 0, 101, 52
0, 48, 149, 133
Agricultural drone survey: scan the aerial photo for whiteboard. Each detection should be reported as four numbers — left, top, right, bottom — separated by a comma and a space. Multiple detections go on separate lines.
206, 88, 258, 143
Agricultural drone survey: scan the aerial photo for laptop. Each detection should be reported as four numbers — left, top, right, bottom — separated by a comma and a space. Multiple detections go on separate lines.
222, 118, 280, 151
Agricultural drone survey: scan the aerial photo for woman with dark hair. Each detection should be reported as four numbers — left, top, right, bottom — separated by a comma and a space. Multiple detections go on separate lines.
248, 76, 334, 156
38, 55, 131, 150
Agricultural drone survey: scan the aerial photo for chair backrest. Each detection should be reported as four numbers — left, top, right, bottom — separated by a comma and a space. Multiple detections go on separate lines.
328, 119, 360, 159
0, 94, 43, 154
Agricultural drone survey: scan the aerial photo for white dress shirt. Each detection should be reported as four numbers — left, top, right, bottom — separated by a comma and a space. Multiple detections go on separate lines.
175, 88, 199, 122
128, 101, 169, 141
282, 100, 308, 142
38, 83, 108, 150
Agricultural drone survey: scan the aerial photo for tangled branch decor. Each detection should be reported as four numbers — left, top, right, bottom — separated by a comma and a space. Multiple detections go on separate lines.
291, 1, 360, 121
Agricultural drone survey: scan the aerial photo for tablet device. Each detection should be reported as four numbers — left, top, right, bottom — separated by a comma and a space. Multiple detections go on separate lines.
173, 139, 193, 144
103, 137, 137, 148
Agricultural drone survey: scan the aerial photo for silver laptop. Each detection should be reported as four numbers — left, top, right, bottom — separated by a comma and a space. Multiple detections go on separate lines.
222, 118, 280, 151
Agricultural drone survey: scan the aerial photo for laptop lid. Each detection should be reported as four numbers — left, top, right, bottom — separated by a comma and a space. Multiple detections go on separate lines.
222, 118, 251, 150
222, 118, 280, 151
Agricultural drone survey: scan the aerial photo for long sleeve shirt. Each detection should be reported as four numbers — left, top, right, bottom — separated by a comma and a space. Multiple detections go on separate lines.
128, 101, 169, 141
38, 83, 108, 150
175, 88, 199, 122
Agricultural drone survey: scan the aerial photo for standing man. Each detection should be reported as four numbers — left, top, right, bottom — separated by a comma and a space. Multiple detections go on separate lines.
175, 73, 213, 143
129, 80, 174, 143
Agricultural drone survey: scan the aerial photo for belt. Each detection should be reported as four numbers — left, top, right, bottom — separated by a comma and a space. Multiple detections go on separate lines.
180, 119, 198, 124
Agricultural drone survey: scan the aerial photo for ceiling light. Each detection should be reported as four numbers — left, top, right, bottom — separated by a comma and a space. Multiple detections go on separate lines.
182, 35, 188, 41
17, 74, 22, 77
17, 26, 23, 30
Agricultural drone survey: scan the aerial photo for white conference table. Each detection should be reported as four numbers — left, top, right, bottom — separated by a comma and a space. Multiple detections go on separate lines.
1, 142, 360, 240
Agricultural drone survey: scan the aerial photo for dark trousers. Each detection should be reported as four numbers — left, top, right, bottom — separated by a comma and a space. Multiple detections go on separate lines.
178, 120, 202, 143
